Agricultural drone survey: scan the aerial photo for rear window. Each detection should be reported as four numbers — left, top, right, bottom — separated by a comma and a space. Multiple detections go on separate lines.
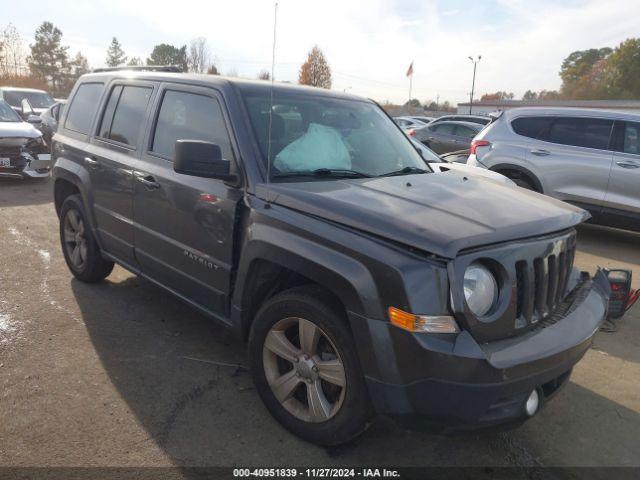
64, 83, 104, 135
547, 117, 613, 150
511, 116, 553, 139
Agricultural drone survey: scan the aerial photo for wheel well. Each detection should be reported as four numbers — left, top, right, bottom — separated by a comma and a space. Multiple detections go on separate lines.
240, 259, 346, 340
54, 179, 80, 217
492, 167, 542, 192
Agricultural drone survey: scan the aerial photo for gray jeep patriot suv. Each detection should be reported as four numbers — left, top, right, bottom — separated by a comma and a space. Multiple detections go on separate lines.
52, 70, 610, 446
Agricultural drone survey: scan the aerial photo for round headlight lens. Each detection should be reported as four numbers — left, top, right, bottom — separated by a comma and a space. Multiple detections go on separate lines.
463, 263, 498, 316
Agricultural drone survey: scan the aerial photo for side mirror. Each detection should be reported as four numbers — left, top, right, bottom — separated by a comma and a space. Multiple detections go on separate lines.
26, 114, 42, 124
21, 98, 35, 118
173, 140, 237, 182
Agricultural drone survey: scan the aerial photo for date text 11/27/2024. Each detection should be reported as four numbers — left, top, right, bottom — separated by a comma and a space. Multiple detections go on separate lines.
232, 468, 400, 478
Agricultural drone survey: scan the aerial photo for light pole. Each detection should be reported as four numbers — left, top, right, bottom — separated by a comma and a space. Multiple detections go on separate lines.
468, 55, 481, 114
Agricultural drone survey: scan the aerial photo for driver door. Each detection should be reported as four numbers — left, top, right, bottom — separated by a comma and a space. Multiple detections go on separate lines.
133, 84, 242, 317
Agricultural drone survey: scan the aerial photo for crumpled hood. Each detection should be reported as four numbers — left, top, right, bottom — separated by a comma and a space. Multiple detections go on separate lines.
0, 121, 42, 142
258, 172, 589, 258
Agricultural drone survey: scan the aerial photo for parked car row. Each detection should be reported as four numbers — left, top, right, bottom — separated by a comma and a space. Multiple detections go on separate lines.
467, 107, 640, 231
394, 113, 490, 154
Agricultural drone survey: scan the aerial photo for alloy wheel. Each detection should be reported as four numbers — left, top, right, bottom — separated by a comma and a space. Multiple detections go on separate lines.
262, 317, 346, 423
63, 209, 87, 270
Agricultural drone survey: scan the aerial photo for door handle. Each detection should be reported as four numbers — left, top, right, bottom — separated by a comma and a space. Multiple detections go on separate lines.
84, 156, 100, 168
530, 149, 550, 156
134, 171, 161, 190
616, 160, 640, 169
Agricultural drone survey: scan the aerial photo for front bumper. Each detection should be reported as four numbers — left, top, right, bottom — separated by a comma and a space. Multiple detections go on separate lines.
0, 152, 51, 179
355, 270, 609, 431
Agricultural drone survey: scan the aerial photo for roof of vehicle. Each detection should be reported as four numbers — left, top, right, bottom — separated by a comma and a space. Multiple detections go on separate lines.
394, 116, 426, 122
0, 86, 49, 93
503, 106, 640, 122
74, 71, 371, 103
428, 120, 483, 129
434, 114, 488, 120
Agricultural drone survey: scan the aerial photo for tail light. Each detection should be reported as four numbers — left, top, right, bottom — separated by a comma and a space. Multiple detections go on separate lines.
407, 129, 416, 137
470, 139, 490, 155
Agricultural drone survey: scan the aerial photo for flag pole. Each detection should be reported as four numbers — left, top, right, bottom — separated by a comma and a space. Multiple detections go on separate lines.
409, 74, 412, 106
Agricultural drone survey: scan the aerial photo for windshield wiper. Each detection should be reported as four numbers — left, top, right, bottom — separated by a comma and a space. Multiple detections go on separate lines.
377, 166, 431, 177
273, 168, 372, 179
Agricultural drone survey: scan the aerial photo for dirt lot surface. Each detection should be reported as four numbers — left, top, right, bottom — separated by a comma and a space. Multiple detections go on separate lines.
1, 177, 639, 473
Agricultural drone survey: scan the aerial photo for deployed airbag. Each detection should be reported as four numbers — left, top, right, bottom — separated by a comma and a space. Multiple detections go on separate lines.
274, 123, 351, 172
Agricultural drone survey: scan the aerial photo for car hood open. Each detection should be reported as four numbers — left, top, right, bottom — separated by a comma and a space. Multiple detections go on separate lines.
257, 172, 589, 258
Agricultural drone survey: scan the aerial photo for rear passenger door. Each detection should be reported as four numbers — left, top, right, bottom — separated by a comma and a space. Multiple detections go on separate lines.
133, 83, 242, 318
531, 116, 614, 209
84, 81, 156, 268
604, 120, 640, 222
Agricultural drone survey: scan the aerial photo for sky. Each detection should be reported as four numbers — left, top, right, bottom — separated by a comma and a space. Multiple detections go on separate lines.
2, 0, 638, 104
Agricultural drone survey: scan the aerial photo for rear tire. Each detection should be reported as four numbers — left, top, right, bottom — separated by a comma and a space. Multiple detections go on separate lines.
59, 194, 114, 283
249, 286, 372, 446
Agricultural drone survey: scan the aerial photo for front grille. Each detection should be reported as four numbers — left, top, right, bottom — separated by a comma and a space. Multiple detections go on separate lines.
515, 233, 576, 327
0, 146, 21, 158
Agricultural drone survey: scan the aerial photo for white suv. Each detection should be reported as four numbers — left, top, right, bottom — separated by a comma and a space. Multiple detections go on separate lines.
467, 107, 640, 232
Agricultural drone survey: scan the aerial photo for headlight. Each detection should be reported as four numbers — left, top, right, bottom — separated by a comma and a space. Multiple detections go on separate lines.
463, 262, 498, 316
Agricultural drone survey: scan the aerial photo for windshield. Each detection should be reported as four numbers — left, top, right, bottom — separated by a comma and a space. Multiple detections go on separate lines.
4, 90, 55, 109
0, 100, 21, 122
241, 90, 427, 180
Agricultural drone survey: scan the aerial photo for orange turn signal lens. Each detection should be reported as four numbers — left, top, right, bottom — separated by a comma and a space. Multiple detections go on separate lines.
388, 307, 459, 334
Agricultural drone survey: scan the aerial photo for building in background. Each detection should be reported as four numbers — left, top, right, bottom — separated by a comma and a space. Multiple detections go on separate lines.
456, 99, 640, 115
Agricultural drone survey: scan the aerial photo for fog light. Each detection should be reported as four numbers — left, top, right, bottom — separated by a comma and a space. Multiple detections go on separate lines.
525, 390, 539, 416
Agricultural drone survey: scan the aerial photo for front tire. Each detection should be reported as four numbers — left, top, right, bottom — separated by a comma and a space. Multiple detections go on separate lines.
59, 194, 114, 283
249, 286, 372, 446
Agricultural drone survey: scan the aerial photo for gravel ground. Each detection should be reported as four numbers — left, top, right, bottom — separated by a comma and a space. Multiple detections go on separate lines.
0, 177, 638, 474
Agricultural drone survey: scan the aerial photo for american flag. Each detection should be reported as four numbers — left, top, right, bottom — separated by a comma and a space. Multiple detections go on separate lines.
406, 61, 414, 77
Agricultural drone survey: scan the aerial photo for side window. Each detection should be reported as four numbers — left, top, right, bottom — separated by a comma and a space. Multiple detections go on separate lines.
511, 116, 553, 139
547, 117, 613, 150
455, 125, 476, 138
98, 85, 123, 138
151, 90, 234, 161
622, 122, 640, 155
64, 83, 104, 135
99, 85, 151, 146
434, 123, 455, 135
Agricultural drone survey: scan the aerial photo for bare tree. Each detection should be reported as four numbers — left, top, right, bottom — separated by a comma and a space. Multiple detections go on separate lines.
127, 56, 143, 66
0, 23, 27, 77
187, 37, 211, 73
258, 69, 270, 80
298, 46, 331, 89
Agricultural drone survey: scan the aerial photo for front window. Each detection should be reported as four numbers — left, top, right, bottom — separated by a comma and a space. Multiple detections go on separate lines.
241, 90, 427, 180
0, 100, 21, 122
4, 90, 55, 109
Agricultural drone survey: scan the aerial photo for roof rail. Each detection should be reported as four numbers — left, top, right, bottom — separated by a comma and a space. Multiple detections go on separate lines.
92, 65, 182, 73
